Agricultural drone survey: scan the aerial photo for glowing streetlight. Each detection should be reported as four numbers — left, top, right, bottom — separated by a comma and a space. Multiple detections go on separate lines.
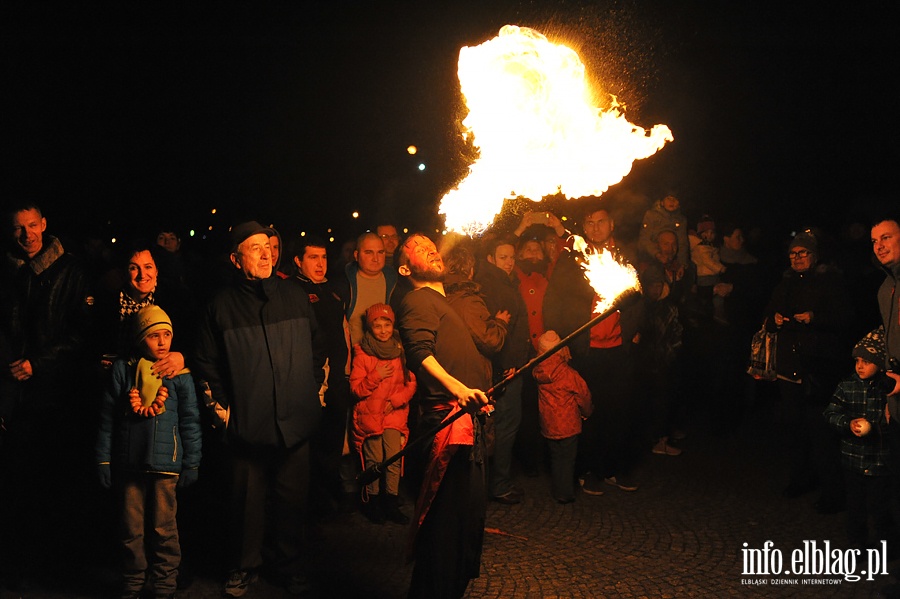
407, 145, 417, 155
352, 212, 359, 219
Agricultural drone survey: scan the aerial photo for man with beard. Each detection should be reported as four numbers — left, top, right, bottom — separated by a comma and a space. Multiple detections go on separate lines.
509, 213, 571, 478
511, 211, 567, 350
396, 234, 491, 599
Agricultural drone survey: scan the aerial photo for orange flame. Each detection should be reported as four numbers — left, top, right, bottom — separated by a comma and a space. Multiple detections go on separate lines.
570, 235, 641, 313
439, 25, 673, 236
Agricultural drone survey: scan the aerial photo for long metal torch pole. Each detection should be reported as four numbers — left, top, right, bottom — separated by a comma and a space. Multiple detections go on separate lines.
356, 289, 640, 485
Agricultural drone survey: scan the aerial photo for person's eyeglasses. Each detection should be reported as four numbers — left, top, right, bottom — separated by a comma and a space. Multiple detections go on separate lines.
788, 250, 810, 259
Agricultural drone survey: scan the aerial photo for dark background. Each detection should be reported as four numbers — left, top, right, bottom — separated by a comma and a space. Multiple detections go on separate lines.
2, 1, 895, 250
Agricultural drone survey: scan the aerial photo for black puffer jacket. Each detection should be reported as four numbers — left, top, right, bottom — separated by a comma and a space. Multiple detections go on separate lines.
194, 275, 326, 449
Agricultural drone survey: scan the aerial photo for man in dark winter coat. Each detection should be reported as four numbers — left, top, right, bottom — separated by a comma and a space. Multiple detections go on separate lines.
291, 234, 357, 513
0, 202, 94, 587
872, 215, 900, 400
544, 200, 644, 496
474, 236, 531, 504
194, 221, 326, 597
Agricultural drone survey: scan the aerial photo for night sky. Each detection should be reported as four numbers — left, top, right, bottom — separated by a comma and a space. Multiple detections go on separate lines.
3, 2, 895, 250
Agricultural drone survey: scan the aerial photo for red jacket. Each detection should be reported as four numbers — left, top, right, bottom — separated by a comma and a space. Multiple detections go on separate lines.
349, 345, 416, 453
532, 347, 593, 439
515, 266, 549, 351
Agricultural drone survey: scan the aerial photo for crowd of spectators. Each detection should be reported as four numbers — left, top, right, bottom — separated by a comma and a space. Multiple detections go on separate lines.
1, 197, 898, 598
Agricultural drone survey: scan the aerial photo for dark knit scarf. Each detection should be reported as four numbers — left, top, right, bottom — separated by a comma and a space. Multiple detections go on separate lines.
119, 288, 155, 321
360, 330, 410, 383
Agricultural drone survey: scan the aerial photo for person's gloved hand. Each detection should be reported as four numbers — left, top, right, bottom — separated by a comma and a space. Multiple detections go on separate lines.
97, 463, 111, 489
178, 469, 199, 489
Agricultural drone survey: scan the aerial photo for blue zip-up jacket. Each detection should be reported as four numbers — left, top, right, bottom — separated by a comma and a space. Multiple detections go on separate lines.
96, 359, 202, 474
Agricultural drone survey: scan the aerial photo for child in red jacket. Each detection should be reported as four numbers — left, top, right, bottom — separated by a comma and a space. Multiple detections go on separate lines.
350, 303, 417, 524
533, 330, 593, 504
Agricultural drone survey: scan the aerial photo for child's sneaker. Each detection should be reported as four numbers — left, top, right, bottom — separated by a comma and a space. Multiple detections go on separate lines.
604, 475, 639, 492
223, 569, 258, 598
578, 472, 605, 496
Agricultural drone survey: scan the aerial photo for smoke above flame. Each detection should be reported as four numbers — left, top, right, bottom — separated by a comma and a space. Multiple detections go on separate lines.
439, 25, 674, 236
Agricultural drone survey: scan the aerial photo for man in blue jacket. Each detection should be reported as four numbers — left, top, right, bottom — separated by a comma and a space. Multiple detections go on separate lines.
194, 221, 326, 598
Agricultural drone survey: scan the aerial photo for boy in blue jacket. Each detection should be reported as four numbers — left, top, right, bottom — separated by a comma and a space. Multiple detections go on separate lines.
96, 305, 202, 599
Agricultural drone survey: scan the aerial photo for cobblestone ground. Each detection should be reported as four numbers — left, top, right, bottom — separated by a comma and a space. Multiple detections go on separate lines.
6, 398, 898, 598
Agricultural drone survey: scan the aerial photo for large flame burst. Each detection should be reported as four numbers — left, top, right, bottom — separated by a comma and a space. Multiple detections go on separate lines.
571, 235, 641, 313
439, 25, 674, 236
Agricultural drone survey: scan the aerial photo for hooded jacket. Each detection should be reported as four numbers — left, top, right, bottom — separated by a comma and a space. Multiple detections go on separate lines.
349, 343, 416, 453
533, 347, 592, 439
639, 201, 689, 267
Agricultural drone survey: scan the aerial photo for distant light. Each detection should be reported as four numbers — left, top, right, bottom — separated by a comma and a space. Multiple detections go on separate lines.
202, 235, 207, 240
300, 231, 306, 237
211, 208, 217, 214
189, 230, 195, 237
561, 216, 567, 221
329, 237, 335, 243
352, 212, 359, 219
111, 237, 117, 244
403, 228, 408, 234
418, 163, 426, 171
407, 145, 417, 155
208, 226, 213, 231
327, 228, 332, 233
441, 230, 448, 235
